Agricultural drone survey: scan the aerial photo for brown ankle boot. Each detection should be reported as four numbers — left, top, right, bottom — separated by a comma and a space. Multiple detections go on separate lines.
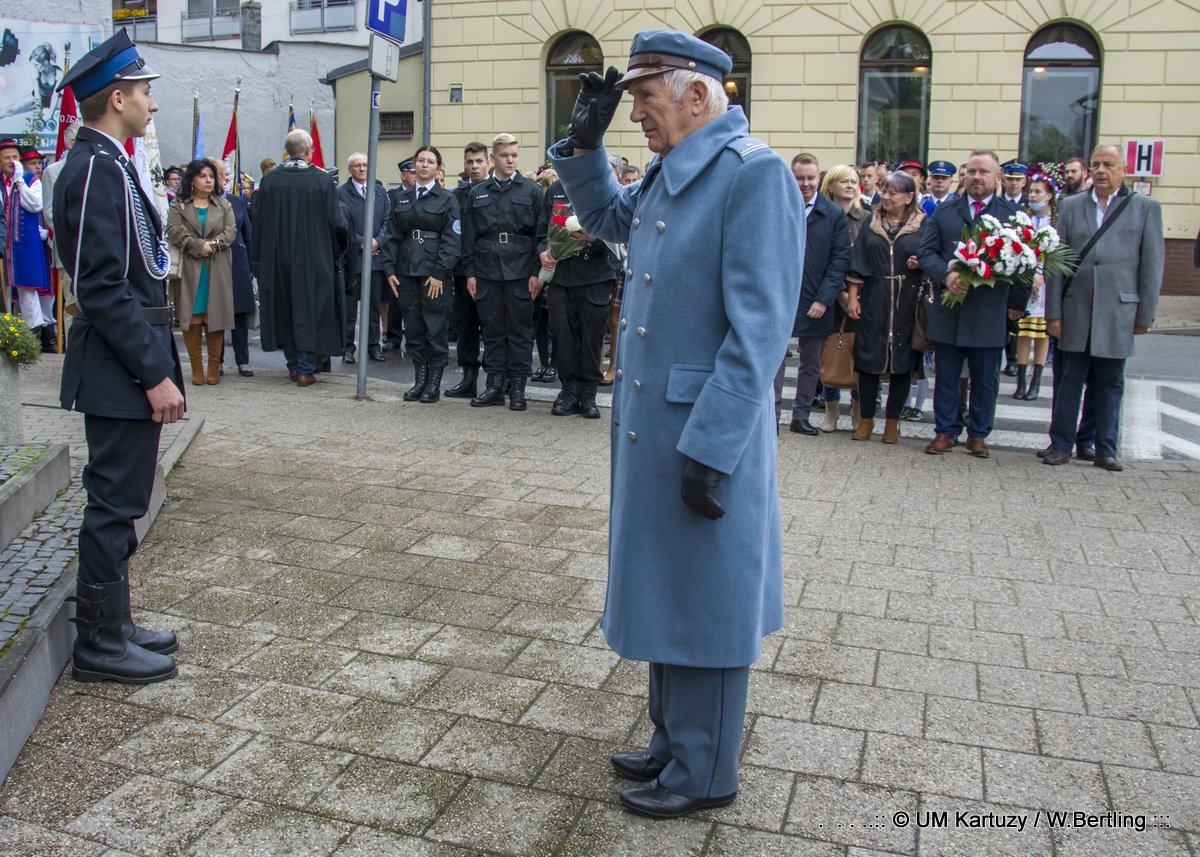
204, 329, 223, 385
851, 418, 874, 441
882, 419, 901, 444
182, 324, 206, 385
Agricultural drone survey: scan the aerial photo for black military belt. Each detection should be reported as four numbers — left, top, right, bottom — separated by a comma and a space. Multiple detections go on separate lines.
481, 232, 532, 246
409, 230, 439, 242
74, 305, 174, 326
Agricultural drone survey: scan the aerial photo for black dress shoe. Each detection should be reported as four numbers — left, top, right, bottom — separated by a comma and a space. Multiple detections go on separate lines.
610, 751, 667, 782
1094, 455, 1124, 472
1042, 449, 1071, 465
1075, 445, 1096, 462
789, 419, 819, 436
1036, 444, 1052, 459
619, 779, 737, 820
343, 348, 356, 364
369, 347, 386, 362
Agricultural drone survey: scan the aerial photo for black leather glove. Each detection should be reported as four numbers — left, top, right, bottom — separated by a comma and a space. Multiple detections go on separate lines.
566, 66, 625, 152
681, 458, 726, 521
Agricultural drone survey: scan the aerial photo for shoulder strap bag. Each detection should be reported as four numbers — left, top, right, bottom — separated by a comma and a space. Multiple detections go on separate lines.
1062, 191, 1135, 296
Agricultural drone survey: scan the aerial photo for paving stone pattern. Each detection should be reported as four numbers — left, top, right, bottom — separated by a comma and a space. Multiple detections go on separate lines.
1, 366, 1199, 856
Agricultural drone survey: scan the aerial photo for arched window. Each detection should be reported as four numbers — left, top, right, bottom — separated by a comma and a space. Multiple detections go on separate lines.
1020, 25, 1101, 165
857, 25, 931, 166
547, 33, 602, 148
699, 28, 751, 118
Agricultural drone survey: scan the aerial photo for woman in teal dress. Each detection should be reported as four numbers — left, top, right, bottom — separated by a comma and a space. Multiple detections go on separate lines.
166, 159, 236, 384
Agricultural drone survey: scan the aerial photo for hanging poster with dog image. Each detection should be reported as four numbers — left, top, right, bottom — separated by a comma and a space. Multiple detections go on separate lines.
0, 21, 103, 150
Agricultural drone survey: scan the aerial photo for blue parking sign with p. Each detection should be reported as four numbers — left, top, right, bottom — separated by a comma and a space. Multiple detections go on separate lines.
367, 0, 407, 44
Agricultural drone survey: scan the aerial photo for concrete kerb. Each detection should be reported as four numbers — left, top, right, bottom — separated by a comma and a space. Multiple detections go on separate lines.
0, 416, 205, 784
0, 444, 70, 551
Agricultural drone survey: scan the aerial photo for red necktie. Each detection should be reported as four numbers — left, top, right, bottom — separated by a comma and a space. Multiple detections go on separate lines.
971, 200, 984, 219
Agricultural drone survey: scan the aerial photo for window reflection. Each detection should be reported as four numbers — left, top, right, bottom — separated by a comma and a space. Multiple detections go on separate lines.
1020, 25, 1101, 164
858, 26, 931, 165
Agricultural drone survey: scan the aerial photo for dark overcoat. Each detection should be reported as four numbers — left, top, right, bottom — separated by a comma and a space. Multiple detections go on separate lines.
227, 194, 255, 316
792, 193, 851, 338
54, 127, 184, 418
550, 107, 804, 668
849, 210, 926, 375
338, 178, 390, 278
251, 160, 345, 355
919, 194, 1025, 348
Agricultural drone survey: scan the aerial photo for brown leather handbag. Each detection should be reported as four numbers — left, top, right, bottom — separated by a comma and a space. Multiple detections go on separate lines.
819, 316, 857, 388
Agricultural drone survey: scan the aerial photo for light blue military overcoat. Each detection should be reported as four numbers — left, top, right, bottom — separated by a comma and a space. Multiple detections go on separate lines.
550, 108, 804, 668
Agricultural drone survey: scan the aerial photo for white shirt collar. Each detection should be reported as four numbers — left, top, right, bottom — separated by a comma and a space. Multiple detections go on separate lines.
416, 181, 436, 193
352, 178, 366, 194
1091, 187, 1120, 207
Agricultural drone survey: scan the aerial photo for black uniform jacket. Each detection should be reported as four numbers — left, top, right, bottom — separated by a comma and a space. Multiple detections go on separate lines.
381, 182, 461, 284
536, 180, 619, 287
53, 126, 183, 419
461, 172, 543, 281
451, 179, 476, 277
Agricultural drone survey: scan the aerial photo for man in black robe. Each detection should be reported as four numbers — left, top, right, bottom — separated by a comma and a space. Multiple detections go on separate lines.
252, 128, 346, 386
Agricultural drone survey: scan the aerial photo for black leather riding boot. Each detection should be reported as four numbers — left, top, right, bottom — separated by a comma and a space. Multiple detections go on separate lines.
1013, 364, 1027, 399
118, 564, 178, 654
1024, 365, 1043, 401
69, 578, 177, 684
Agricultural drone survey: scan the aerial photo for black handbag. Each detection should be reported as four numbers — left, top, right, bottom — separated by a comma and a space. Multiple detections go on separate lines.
912, 277, 935, 352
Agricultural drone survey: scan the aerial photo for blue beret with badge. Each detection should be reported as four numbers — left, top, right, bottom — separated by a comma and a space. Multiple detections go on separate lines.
1001, 158, 1028, 176
617, 29, 733, 89
927, 160, 955, 177
56, 29, 159, 101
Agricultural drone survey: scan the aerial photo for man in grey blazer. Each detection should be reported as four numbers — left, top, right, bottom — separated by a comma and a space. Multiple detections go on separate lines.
1043, 144, 1164, 471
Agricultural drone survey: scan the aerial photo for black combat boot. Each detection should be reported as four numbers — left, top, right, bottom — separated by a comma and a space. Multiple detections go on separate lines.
41, 323, 58, 353
68, 578, 177, 684
577, 382, 601, 419
471, 372, 506, 407
551, 381, 580, 416
420, 367, 444, 403
1024, 365, 1043, 401
404, 362, 429, 401
508, 375, 528, 411
444, 366, 478, 398
1012, 364, 1027, 399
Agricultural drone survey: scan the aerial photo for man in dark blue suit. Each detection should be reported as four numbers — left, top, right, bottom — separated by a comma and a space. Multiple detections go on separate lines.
773, 153, 850, 434
338, 152, 390, 363
919, 150, 1027, 458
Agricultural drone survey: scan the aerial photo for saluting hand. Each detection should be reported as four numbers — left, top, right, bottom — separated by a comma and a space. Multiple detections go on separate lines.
147, 378, 185, 424
567, 66, 624, 152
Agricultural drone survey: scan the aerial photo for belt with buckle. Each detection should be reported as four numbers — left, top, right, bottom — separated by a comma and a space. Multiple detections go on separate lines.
409, 230, 439, 243
74, 305, 174, 326
481, 232, 531, 246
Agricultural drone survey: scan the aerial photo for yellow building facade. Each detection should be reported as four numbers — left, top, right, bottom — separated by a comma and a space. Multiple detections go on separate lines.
415, 0, 1198, 292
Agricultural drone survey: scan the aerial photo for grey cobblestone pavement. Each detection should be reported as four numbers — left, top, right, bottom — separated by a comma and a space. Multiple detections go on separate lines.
1, 359, 1198, 856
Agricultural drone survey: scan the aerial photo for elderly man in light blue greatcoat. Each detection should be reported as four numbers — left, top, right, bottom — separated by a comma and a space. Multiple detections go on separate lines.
548, 30, 804, 820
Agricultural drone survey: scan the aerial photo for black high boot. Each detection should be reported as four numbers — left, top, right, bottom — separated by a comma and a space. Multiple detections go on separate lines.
119, 565, 178, 654
41, 323, 58, 353
471, 372, 506, 407
577, 382, 601, 419
1024, 365, 1043, 401
420, 367, 444, 403
1013, 364, 1027, 399
68, 578, 177, 684
444, 366, 478, 398
404, 362, 429, 401
508, 375, 528, 411
551, 381, 580, 416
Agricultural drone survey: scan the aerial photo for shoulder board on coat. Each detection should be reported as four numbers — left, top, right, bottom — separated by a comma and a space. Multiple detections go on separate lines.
728, 137, 771, 161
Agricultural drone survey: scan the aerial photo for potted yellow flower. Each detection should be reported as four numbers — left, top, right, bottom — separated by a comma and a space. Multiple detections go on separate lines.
0, 313, 41, 444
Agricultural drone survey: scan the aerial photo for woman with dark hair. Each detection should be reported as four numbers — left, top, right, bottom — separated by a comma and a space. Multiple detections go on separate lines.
166, 158, 237, 385
845, 171, 926, 443
1013, 173, 1058, 400
382, 145, 462, 402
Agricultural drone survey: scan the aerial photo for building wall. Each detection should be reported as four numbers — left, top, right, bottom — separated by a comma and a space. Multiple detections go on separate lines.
6, 0, 110, 30
140, 40, 361, 177
426, 0, 1200, 291
329, 54, 425, 187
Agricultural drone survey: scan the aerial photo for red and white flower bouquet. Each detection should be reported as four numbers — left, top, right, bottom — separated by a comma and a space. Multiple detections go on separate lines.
944, 212, 1077, 307
538, 203, 589, 284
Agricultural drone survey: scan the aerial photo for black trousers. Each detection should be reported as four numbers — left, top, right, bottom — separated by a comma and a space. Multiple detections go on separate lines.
451, 274, 481, 368
548, 281, 611, 384
475, 277, 534, 375
345, 269, 383, 350
79, 416, 162, 586
859, 371, 912, 421
231, 311, 251, 366
532, 291, 553, 369
397, 275, 450, 368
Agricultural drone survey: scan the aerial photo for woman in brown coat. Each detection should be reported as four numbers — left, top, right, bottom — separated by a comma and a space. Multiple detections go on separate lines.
166, 159, 236, 384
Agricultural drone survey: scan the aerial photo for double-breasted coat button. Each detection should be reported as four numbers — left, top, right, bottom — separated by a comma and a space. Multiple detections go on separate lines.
627, 431, 638, 441
616, 369, 623, 380
636, 326, 646, 337
643, 273, 652, 283
626, 267, 633, 278
655, 221, 665, 232
631, 217, 640, 229
620, 318, 627, 330
633, 380, 642, 390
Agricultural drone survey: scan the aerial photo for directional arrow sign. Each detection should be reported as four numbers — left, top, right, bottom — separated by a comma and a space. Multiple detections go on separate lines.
367, 0, 407, 45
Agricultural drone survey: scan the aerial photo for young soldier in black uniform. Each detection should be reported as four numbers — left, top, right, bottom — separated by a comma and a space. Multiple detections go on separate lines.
537, 180, 617, 418
444, 142, 490, 398
53, 31, 185, 684
382, 145, 461, 403
461, 133, 544, 410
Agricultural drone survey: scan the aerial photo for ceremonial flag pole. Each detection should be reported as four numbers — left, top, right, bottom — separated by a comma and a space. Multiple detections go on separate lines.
221, 78, 242, 196
192, 89, 205, 160
309, 101, 326, 169
52, 42, 78, 353
282, 99, 295, 160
